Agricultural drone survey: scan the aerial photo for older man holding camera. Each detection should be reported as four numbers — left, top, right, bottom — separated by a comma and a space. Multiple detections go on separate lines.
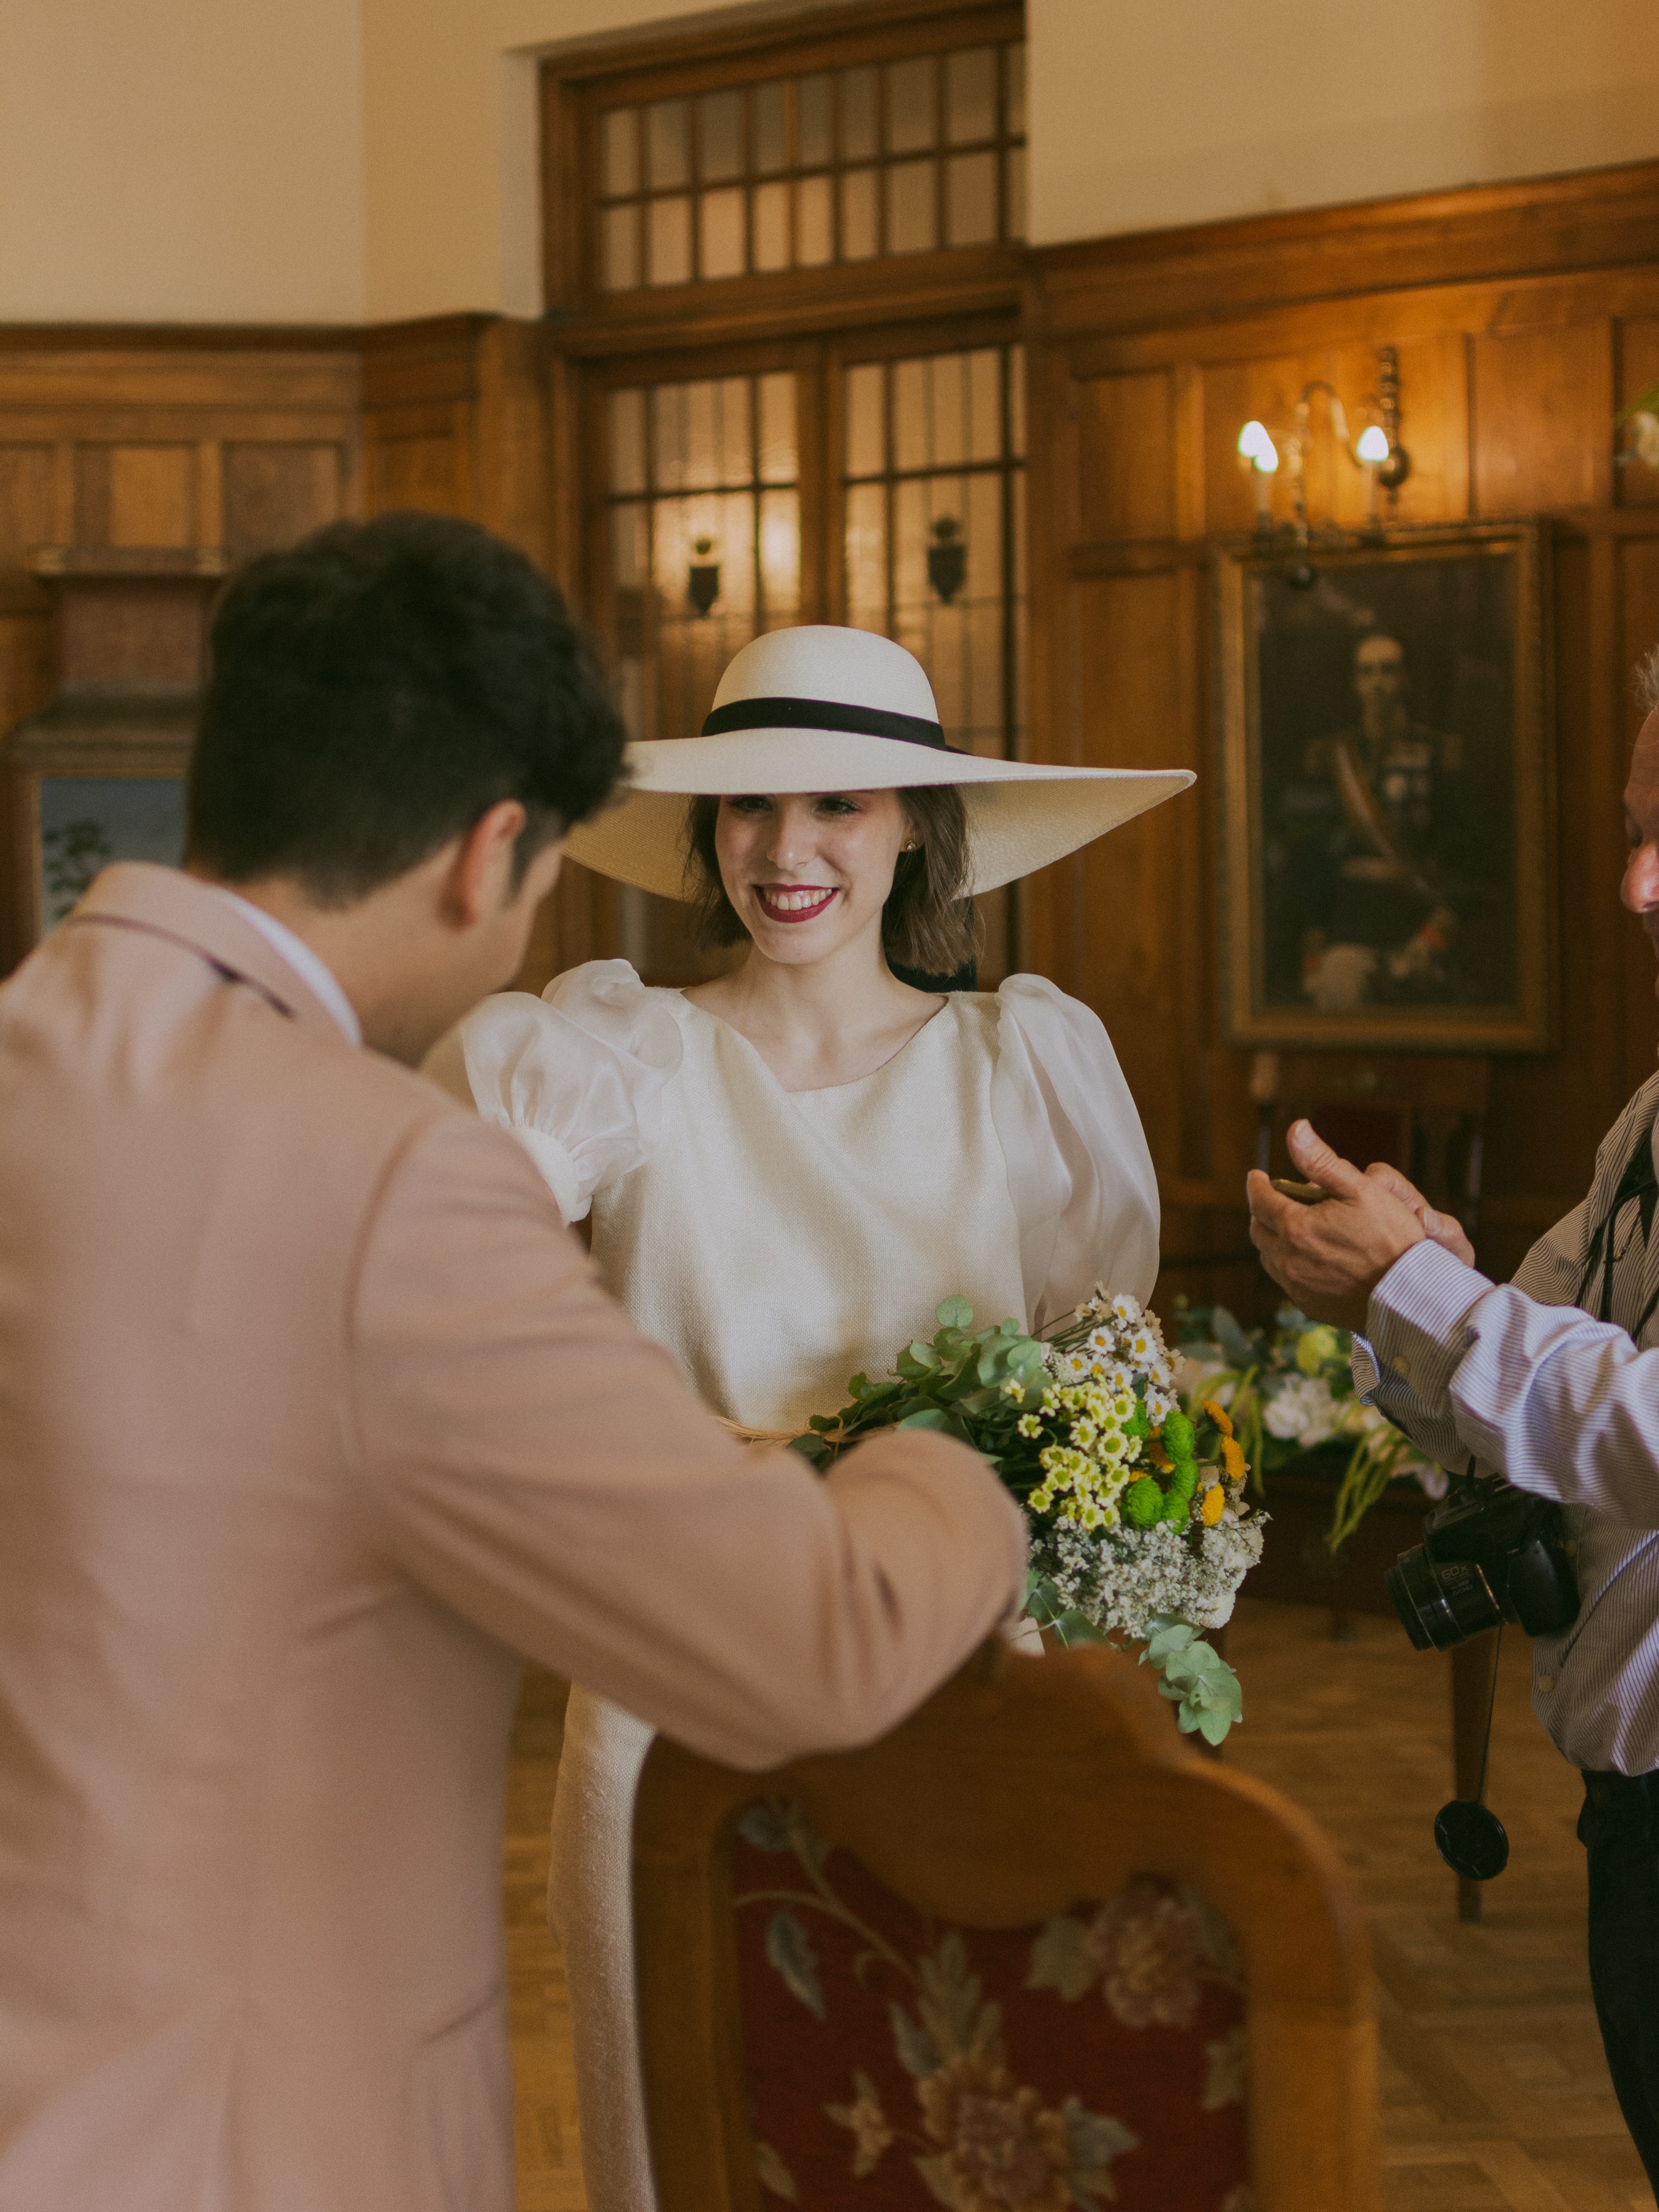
1248, 649, 1659, 2192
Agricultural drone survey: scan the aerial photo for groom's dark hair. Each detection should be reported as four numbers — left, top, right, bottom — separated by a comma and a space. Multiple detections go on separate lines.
186, 512, 625, 905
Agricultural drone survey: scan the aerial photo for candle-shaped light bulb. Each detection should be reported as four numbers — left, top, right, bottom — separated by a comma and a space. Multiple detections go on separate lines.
1356, 424, 1389, 465
1238, 420, 1278, 530
1237, 419, 1276, 467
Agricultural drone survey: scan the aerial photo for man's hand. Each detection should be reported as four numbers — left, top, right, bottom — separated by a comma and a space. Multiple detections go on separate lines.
1245, 1120, 1474, 1332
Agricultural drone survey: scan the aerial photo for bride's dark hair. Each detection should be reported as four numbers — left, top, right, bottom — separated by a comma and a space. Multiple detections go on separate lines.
683, 786, 976, 976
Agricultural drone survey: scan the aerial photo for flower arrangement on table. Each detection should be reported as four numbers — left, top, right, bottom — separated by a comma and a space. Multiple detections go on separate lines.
791, 1291, 1265, 1745
1172, 1301, 1446, 1555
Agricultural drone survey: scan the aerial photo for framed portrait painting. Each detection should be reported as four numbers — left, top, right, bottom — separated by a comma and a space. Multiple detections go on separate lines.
1214, 521, 1555, 1054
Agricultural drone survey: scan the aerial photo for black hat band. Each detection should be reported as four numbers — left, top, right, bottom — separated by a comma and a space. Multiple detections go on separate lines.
701, 695, 947, 749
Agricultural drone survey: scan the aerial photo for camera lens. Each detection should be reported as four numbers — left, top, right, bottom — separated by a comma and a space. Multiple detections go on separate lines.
1387, 1543, 1503, 1650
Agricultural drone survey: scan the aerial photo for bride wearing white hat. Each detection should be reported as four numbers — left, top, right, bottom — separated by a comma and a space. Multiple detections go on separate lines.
425, 623, 1191, 2210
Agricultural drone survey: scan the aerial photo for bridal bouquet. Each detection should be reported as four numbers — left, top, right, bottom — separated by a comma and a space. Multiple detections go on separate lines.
791, 1291, 1265, 1745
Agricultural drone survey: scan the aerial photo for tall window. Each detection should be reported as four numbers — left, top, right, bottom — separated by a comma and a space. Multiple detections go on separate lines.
547, 3, 1027, 985
607, 374, 800, 749
844, 346, 1024, 762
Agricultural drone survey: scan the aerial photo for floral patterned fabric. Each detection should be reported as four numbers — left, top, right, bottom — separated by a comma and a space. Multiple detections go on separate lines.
730, 1801, 1253, 2212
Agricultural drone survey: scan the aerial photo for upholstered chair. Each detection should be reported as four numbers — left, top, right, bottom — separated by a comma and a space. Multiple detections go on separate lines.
633, 1636, 1379, 2211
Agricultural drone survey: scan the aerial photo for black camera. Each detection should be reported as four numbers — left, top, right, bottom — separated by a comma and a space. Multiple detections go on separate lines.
1387, 1480, 1579, 1651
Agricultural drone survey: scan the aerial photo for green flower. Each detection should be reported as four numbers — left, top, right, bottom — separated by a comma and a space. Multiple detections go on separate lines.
1123, 1477, 1164, 1529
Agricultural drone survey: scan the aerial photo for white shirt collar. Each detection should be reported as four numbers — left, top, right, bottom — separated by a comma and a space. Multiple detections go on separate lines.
209, 888, 362, 1048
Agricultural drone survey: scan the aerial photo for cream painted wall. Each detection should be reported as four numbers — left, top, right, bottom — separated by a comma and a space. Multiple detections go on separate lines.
0, 0, 365, 322
360, 0, 818, 323
1029, 0, 1659, 244
365, 0, 1659, 319
2, 0, 1659, 325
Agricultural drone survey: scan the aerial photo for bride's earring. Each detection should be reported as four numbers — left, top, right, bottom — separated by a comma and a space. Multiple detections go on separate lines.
901, 840, 920, 852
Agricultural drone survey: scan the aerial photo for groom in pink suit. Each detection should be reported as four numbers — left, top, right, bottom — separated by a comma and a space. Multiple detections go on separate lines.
0, 515, 1025, 2211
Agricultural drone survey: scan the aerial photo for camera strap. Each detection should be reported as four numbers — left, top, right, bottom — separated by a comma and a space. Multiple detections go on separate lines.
1574, 1103, 1659, 1335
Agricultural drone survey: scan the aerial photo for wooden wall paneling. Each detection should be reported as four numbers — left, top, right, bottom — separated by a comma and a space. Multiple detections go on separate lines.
0, 608, 51, 757
361, 316, 484, 522
361, 316, 554, 562
0, 445, 54, 563
366, 408, 466, 518
1070, 566, 1189, 1141
106, 443, 196, 547
221, 442, 346, 554
0, 332, 362, 971
471, 319, 552, 570
1472, 322, 1615, 516
1075, 369, 1174, 543
1475, 531, 1607, 1280
1027, 167, 1659, 1313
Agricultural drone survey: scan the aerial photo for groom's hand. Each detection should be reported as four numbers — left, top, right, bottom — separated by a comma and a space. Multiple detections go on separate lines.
1245, 1119, 1470, 1332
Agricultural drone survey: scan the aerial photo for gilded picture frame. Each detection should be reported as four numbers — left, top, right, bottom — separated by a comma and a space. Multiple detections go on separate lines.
1215, 521, 1556, 1054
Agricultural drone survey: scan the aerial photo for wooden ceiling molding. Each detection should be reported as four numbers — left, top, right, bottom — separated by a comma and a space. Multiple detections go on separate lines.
1032, 157, 1659, 343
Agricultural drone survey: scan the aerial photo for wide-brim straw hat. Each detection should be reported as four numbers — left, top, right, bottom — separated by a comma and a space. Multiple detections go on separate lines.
564, 625, 1193, 899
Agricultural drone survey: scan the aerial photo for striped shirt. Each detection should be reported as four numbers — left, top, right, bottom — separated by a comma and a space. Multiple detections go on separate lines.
1356, 1068, 1659, 1775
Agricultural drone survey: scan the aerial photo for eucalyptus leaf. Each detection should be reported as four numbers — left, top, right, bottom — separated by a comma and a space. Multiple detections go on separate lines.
936, 1295, 973, 1329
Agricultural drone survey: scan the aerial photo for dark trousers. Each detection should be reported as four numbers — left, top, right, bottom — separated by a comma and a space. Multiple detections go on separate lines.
1580, 1771, 1659, 2197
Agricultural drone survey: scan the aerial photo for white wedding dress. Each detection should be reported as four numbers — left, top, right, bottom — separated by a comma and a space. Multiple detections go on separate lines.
426, 960, 1159, 2212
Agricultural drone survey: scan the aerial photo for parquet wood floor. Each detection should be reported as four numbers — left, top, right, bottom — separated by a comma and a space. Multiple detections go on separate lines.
502, 1600, 1654, 2210
1225, 1601, 1652, 2212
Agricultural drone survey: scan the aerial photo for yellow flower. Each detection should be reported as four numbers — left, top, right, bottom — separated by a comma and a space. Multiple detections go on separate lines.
1221, 1436, 1246, 1482
1201, 1482, 1226, 1526
1148, 1437, 1173, 1472
1202, 1398, 1233, 1439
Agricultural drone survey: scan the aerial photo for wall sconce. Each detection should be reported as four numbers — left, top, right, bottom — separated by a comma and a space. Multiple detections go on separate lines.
687, 535, 720, 618
1235, 345, 1410, 576
927, 516, 966, 604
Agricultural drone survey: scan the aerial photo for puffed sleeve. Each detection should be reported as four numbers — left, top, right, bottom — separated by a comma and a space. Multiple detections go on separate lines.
990, 975, 1160, 1331
421, 959, 682, 1224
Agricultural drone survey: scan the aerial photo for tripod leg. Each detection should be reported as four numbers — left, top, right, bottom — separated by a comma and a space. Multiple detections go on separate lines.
1450, 1635, 1499, 1923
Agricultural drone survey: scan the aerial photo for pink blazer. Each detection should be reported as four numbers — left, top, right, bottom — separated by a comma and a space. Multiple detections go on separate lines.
0, 864, 1024, 2212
